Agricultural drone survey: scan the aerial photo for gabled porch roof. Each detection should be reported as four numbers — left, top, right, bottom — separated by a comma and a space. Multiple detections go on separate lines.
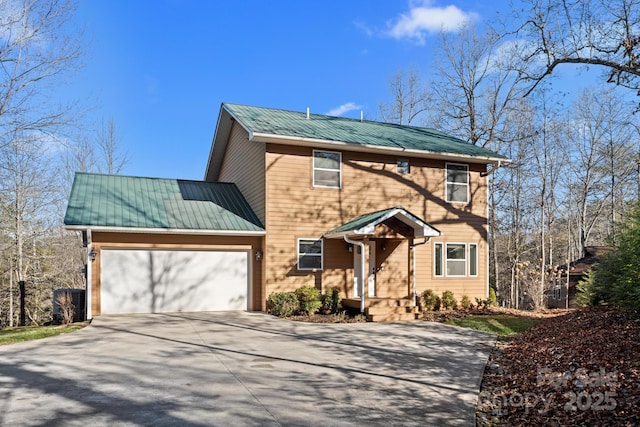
323, 207, 441, 239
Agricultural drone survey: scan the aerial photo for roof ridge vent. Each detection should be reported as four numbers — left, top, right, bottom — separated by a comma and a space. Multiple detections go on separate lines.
306, 107, 310, 119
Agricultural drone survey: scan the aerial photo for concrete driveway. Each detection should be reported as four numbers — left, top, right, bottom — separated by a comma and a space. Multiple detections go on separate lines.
0, 312, 495, 426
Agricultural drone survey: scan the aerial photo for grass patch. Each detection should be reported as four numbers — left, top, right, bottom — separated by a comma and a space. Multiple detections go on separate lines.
0, 324, 85, 346
445, 314, 541, 336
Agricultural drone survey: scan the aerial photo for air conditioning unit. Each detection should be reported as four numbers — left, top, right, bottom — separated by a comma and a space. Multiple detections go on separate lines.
53, 288, 86, 324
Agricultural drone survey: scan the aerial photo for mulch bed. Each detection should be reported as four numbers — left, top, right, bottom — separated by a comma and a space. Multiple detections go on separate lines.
476, 306, 640, 426
285, 312, 367, 323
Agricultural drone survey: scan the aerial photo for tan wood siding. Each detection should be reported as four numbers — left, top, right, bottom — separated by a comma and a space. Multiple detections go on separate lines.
90, 232, 264, 315
264, 143, 488, 304
217, 122, 266, 225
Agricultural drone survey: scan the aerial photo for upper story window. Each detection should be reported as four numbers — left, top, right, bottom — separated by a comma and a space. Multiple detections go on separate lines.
298, 238, 323, 270
446, 163, 469, 203
397, 160, 410, 175
313, 150, 341, 188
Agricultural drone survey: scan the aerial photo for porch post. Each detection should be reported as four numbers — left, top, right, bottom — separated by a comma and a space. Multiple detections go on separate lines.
411, 238, 417, 306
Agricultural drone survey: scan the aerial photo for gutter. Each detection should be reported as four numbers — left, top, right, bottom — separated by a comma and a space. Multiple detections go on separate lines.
65, 225, 266, 236
343, 235, 366, 313
481, 160, 504, 176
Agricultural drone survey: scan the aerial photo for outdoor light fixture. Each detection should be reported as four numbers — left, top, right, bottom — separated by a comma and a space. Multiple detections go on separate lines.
88, 247, 97, 261
255, 249, 263, 261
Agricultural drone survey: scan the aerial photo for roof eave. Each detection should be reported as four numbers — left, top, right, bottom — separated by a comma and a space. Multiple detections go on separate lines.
64, 225, 266, 236
324, 208, 442, 239
204, 104, 256, 181
324, 227, 441, 240
251, 132, 509, 164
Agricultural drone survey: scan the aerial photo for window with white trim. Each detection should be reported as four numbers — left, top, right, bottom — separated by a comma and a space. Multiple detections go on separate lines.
446, 243, 467, 276
298, 238, 323, 270
469, 243, 478, 276
313, 150, 341, 188
446, 163, 469, 203
434, 242, 443, 277
433, 242, 479, 277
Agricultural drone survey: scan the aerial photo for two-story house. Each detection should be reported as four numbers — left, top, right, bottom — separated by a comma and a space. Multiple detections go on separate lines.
64, 103, 507, 321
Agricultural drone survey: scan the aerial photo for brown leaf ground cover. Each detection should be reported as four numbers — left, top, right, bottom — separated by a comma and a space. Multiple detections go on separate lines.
477, 307, 640, 426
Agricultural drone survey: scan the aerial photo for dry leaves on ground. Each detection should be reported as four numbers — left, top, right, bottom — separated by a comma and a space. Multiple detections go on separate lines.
477, 307, 640, 426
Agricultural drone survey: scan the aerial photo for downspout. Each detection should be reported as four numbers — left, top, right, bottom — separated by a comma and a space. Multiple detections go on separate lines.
344, 235, 366, 313
410, 237, 430, 306
86, 229, 93, 321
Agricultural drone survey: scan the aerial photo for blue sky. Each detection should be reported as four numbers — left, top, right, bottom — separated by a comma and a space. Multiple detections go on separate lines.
67, 1, 566, 180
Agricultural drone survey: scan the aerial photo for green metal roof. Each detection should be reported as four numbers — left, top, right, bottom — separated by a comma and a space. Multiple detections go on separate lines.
64, 173, 264, 233
324, 206, 441, 238
223, 103, 507, 161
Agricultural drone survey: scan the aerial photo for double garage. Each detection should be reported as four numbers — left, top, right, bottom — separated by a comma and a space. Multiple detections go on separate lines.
89, 233, 264, 317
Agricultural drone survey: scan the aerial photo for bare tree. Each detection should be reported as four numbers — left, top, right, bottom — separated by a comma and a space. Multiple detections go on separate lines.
96, 117, 128, 174
0, 132, 62, 325
528, 93, 567, 308
564, 88, 635, 257
0, 0, 82, 326
512, 0, 640, 95
0, 0, 81, 144
431, 24, 526, 147
378, 68, 432, 125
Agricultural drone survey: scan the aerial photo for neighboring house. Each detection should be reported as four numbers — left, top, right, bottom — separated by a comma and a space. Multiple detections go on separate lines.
548, 246, 612, 309
64, 103, 508, 320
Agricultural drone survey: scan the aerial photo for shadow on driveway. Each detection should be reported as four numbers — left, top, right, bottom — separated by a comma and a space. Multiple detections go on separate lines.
0, 312, 495, 426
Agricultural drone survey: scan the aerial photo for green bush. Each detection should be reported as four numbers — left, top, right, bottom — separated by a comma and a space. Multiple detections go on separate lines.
441, 290, 457, 310
421, 289, 438, 311
488, 288, 497, 306
267, 292, 298, 317
576, 204, 640, 316
460, 294, 472, 310
475, 297, 490, 310
576, 270, 597, 307
321, 287, 342, 314
295, 285, 322, 314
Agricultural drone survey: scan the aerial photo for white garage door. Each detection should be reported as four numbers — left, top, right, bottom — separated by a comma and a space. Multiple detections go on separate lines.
100, 249, 249, 314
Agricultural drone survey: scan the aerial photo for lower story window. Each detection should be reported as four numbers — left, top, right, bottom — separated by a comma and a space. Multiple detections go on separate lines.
446, 243, 466, 276
469, 243, 478, 276
434, 243, 444, 277
298, 238, 323, 270
434, 242, 479, 277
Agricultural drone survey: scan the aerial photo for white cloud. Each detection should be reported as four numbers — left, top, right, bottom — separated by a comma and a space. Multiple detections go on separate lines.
353, 20, 374, 37
387, 1, 478, 45
326, 102, 363, 117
